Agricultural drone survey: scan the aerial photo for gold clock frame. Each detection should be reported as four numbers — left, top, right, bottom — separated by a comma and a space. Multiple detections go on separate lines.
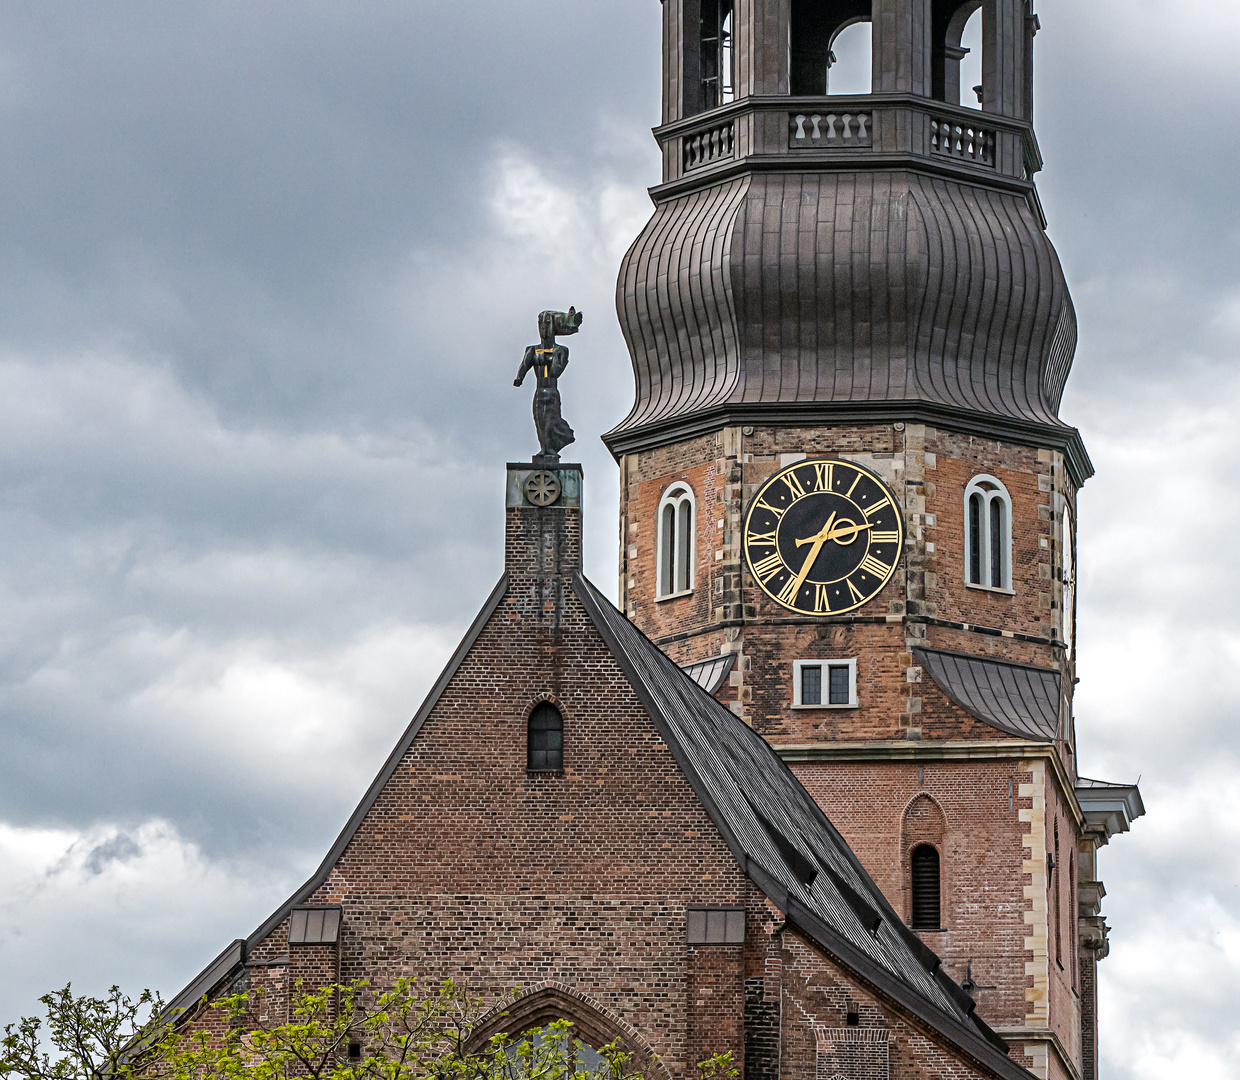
742, 458, 904, 616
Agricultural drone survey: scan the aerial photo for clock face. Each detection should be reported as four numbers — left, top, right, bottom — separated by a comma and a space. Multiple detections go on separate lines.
743, 459, 904, 615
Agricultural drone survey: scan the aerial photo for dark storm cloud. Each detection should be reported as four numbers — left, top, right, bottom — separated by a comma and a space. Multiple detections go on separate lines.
0, 2, 1236, 1076
0, 1, 657, 428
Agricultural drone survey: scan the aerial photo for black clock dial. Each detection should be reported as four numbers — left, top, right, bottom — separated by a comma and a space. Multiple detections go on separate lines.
742, 458, 904, 615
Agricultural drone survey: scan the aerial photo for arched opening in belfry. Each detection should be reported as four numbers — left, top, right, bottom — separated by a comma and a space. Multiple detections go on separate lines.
957, 7, 983, 108
700, 0, 736, 109
790, 0, 872, 97
931, 0, 983, 107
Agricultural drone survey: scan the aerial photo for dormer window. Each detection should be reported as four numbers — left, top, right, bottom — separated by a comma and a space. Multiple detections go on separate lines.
964, 475, 1013, 592
657, 484, 695, 599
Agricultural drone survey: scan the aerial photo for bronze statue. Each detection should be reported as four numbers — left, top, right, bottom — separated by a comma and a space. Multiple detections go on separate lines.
514, 307, 582, 463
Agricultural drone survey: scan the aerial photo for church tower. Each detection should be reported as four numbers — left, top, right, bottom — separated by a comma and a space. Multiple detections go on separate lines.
608, 4, 1141, 1080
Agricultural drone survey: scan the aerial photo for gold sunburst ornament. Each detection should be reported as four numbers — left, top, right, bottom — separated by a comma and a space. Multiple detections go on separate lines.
743, 458, 904, 615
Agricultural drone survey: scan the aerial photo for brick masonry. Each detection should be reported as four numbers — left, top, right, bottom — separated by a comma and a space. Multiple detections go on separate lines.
620, 424, 1087, 1080
179, 464, 1038, 1080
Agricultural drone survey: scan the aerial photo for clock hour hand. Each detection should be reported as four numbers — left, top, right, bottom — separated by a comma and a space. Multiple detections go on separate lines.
787, 512, 837, 598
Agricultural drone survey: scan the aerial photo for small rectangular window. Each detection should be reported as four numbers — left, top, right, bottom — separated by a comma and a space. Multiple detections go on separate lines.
793, 659, 857, 708
686, 907, 745, 945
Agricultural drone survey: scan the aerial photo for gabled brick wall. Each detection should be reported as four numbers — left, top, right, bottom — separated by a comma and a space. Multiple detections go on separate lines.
178, 463, 1034, 1080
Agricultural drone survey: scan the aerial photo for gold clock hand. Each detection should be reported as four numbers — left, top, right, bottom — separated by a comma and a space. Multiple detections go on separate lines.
795, 513, 841, 548
822, 520, 874, 545
787, 512, 837, 599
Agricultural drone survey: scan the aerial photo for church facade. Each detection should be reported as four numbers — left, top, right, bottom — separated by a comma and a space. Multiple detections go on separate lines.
164, 4, 1142, 1080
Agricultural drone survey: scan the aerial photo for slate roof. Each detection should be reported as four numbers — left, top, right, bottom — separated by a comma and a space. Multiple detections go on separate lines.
574, 575, 1029, 1080
678, 653, 736, 695
915, 646, 1061, 743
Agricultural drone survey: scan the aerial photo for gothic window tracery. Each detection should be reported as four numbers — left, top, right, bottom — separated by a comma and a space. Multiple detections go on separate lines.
964, 474, 1013, 591
657, 484, 695, 597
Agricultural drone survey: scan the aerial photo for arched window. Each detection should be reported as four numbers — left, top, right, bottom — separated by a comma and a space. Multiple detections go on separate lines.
527, 702, 563, 772
1069, 844, 1078, 987
464, 985, 663, 1080
790, 0, 871, 96
963, 474, 1012, 591
657, 484, 695, 598
1061, 503, 1075, 656
1053, 820, 1062, 968
910, 845, 941, 930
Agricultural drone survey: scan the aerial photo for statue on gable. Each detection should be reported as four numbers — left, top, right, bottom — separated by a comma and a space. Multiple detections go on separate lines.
514, 307, 582, 464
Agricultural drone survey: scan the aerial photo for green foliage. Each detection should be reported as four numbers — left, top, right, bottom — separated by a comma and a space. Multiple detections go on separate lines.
0, 985, 165, 1080
3, 979, 736, 1080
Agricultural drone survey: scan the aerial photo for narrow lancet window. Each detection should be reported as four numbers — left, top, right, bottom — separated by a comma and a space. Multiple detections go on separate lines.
968, 494, 982, 584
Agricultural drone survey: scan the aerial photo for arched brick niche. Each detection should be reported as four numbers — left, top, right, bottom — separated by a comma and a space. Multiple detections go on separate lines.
900, 794, 948, 931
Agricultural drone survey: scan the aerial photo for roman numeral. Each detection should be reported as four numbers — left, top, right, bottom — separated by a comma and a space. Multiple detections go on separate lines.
781, 471, 806, 499
751, 552, 784, 583
756, 499, 786, 520
747, 530, 778, 548
846, 578, 865, 604
870, 531, 899, 544
814, 584, 831, 613
859, 553, 892, 578
845, 470, 863, 497
777, 576, 801, 605
864, 498, 891, 520
813, 462, 833, 491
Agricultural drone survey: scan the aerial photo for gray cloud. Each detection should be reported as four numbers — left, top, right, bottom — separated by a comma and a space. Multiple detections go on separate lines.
0, 2, 1235, 1077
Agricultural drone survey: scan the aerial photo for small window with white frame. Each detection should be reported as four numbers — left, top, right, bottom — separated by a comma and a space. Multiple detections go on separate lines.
963, 474, 1013, 592
657, 483, 696, 598
792, 658, 857, 708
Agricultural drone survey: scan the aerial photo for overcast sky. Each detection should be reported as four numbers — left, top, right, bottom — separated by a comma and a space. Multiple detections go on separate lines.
0, 3, 1236, 1078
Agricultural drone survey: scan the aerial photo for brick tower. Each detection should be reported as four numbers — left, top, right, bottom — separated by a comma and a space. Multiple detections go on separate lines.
607, 4, 1142, 1080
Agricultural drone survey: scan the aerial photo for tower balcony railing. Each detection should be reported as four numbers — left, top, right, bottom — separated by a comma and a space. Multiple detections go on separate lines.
654, 94, 1040, 194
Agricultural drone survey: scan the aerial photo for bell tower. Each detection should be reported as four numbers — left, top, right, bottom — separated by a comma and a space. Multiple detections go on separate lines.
608, 4, 1141, 1080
